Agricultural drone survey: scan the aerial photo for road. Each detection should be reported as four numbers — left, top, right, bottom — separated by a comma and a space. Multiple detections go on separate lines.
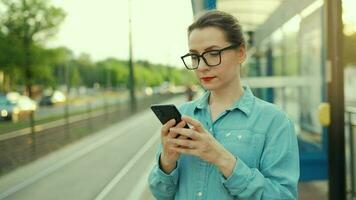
0, 97, 186, 200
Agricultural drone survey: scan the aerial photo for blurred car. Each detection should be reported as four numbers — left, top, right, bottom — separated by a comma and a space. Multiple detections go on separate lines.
6, 91, 21, 103
16, 96, 37, 111
40, 90, 66, 106
0, 96, 17, 121
144, 87, 153, 96
0, 95, 37, 122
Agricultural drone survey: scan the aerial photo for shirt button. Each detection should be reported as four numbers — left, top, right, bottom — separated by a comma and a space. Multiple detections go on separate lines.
197, 192, 203, 197
209, 128, 212, 132
237, 134, 242, 140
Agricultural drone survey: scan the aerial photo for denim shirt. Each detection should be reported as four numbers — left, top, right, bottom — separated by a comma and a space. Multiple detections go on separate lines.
148, 86, 299, 200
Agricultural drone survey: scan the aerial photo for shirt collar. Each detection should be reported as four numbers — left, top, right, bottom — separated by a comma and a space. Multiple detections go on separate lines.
194, 85, 255, 116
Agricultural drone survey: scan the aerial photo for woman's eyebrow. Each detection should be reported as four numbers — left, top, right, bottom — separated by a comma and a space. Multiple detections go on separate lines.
204, 45, 220, 51
189, 45, 221, 53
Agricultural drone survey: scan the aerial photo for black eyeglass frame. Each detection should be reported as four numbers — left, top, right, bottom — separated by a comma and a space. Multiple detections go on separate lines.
180, 44, 239, 70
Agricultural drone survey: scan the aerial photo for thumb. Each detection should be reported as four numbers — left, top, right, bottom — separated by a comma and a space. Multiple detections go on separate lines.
182, 116, 205, 132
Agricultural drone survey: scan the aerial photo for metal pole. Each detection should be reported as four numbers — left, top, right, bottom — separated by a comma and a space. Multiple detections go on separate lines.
104, 96, 108, 121
87, 101, 92, 131
30, 110, 36, 156
64, 62, 70, 135
325, 0, 345, 199
128, 0, 137, 113
348, 111, 356, 197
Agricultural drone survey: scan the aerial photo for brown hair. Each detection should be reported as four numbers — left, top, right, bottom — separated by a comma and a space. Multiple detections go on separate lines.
188, 10, 245, 46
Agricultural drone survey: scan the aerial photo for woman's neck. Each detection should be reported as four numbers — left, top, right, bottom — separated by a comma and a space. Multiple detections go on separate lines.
209, 77, 244, 108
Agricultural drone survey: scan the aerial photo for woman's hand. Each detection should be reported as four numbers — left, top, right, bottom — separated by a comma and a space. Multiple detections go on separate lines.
168, 116, 237, 178
160, 119, 188, 174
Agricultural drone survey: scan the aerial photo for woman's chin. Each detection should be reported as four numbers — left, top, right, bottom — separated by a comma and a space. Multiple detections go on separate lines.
201, 83, 219, 91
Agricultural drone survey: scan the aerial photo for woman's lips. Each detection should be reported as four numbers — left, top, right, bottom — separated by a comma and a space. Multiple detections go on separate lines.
200, 77, 215, 82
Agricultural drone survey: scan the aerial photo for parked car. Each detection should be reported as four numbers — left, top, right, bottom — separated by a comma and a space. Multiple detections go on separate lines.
16, 96, 37, 111
0, 96, 17, 121
40, 90, 66, 106
6, 91, 21, 103
0, 95, 37, 122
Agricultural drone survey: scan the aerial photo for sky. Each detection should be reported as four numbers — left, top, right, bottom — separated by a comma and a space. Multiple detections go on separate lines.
48, 0, 194, 67
47, 0, 356, 67
342, 0, 356, 35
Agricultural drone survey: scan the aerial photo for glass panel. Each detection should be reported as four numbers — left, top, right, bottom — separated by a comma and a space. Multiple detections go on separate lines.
299, 8, 324, 136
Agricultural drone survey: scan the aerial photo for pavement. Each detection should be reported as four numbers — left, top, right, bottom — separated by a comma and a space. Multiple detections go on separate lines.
0, 97, 165, 200
298, 181, 328, 200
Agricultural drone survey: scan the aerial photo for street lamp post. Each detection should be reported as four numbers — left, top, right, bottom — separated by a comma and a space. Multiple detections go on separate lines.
128, 0, 137, 113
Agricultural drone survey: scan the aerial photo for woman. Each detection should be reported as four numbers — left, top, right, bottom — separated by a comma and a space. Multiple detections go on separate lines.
148, 10, 299, 200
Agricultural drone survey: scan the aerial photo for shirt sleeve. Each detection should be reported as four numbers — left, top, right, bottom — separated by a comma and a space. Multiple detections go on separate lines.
220, 113, 300, 199
147, 145, 179, 200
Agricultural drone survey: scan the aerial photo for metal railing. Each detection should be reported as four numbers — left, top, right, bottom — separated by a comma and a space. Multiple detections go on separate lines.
346, 106, 356, 199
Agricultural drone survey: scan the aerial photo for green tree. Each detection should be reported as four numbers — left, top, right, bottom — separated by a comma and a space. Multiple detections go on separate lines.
69, 66, 82, 89
0, 0, 66, 97
0, 31, 23, 91
45, 47, 74, 87
75, 53, 98, 88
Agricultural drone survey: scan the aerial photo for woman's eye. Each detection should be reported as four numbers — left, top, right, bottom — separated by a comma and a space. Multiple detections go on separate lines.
208, 51, 220, 56
191, 55, 199, 60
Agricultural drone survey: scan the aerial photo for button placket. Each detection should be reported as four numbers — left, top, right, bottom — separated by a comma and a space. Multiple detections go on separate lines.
197, 191, 203, 197
195, 160, 206, 199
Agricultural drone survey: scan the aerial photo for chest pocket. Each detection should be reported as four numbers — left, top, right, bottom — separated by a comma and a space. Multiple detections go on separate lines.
215, 129, 265, 168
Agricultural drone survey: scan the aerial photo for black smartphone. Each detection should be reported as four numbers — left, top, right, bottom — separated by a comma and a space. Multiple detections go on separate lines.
150, 104, 190, 129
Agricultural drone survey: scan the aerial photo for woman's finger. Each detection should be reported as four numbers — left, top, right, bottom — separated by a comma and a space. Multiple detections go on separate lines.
177, 135, 188, 140
167, 120, 187, 138
161, 119, 176, 137
170, 146, 198, 156
168, 120, 190, 139
181, 116, 205, 133
169, 138, 196, 149
169, 127, 201, 140
168, 131, 179, 139
176, 120, 187, 128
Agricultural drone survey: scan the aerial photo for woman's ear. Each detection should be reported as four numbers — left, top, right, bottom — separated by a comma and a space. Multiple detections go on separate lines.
236, 45, 247, 64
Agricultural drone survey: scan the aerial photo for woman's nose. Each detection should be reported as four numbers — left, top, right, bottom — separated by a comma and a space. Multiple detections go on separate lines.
196, 59, 210, 71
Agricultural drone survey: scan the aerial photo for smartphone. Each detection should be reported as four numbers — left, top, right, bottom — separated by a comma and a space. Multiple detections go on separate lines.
150, 104, 190, 130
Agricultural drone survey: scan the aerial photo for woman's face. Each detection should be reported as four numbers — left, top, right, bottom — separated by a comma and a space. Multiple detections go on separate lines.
188, 27, 245, 91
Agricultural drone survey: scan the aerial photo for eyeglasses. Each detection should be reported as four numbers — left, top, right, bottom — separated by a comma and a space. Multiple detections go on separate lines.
181, 44, 239, 70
